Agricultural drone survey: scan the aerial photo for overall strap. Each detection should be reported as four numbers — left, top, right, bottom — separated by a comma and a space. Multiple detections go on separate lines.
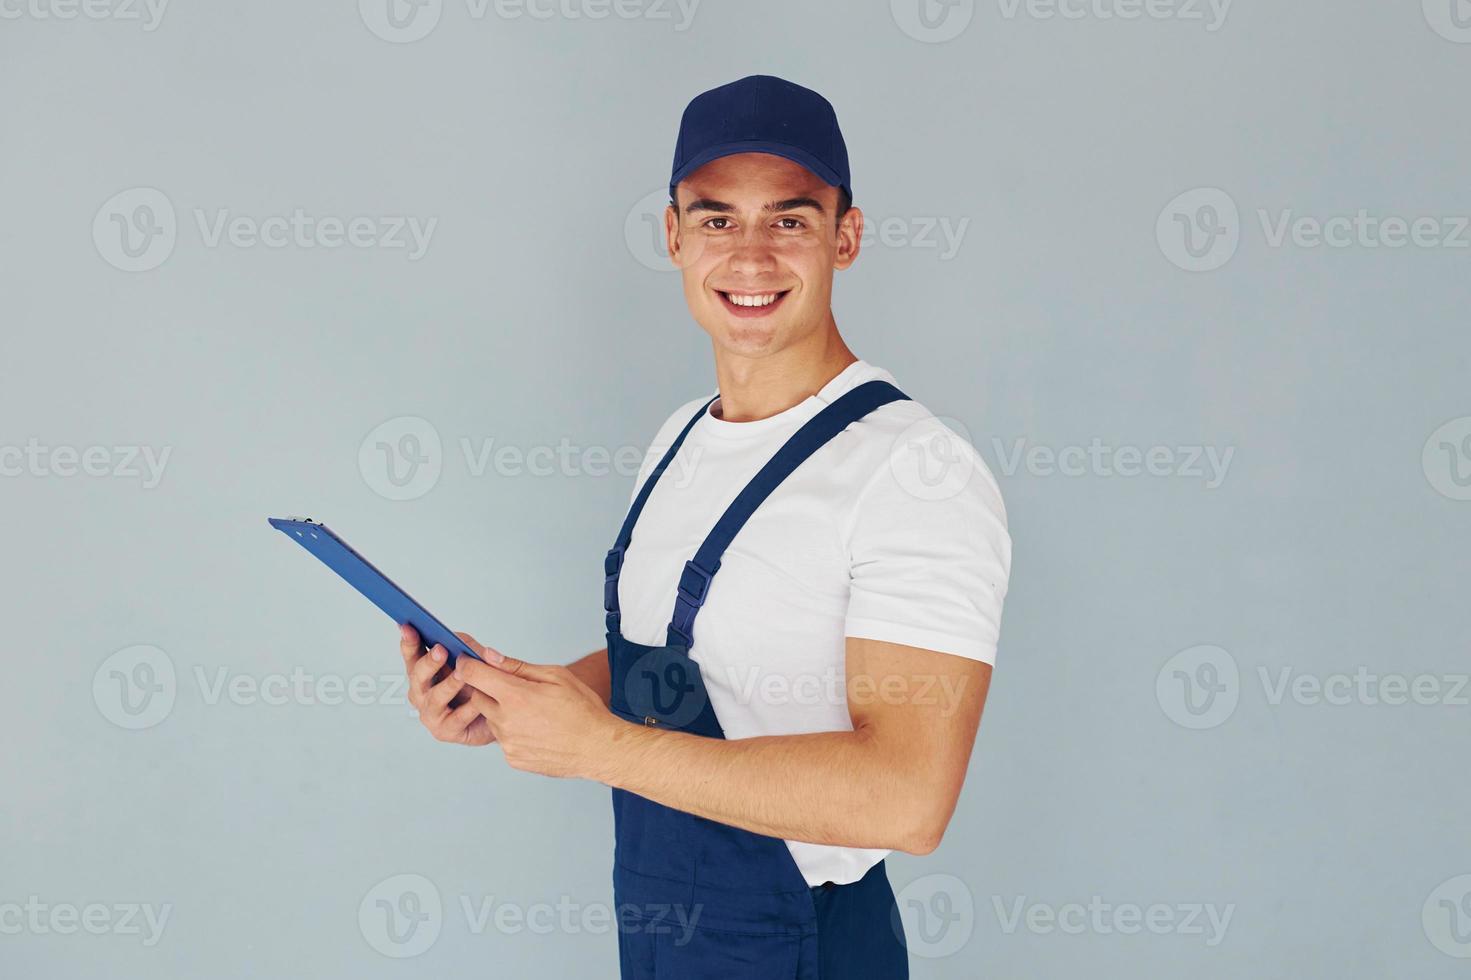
666, 379, 909, 648
604, 395, 717, 635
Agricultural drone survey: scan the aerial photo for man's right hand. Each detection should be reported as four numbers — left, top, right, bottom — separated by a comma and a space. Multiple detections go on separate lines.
400, 624, 496, 746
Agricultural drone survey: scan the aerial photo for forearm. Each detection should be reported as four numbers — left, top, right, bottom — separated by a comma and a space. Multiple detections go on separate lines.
566, 649, 610, 705
586, 721, 944, 854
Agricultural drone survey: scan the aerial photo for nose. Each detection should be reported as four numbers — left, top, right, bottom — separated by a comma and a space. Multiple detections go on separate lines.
726, 228, 778, 278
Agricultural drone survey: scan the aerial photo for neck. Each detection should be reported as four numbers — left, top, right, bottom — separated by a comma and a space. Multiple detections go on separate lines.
710, 315, 857, 423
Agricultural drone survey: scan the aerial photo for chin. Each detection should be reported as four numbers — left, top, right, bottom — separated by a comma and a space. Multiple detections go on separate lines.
725, 328, 784, 356
705, 316, 784, 356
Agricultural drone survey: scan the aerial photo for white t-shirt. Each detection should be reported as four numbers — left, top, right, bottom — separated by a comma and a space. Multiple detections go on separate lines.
616, 360, 1011, 886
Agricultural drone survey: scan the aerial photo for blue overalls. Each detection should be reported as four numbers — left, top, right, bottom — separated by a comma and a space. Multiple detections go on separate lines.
602, 379, 913, 980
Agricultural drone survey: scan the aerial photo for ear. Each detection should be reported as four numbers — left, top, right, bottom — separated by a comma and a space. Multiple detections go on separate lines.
834, 205, 863, 271
663, 201, 682, 268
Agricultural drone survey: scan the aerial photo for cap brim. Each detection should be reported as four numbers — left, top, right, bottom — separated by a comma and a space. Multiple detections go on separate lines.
669, 140, 849, 201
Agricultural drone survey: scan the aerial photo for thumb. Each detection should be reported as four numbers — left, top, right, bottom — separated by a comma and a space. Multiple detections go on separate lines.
451, 632, 551, 680
487, 652, 562, 683
454, 631, 504, 664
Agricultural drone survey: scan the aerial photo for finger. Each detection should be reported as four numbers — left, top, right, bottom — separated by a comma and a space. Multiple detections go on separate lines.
466, 686, 499, 716
453, 654, 533, 700
453, 631, 486, 658
437, 699, 486, 743
454, 630, 511, 666
410, 644, 450, 699
424, 672, 466, 715
486, 652, 563, 683
399, 624, 424, 668
464, 687, 503, 731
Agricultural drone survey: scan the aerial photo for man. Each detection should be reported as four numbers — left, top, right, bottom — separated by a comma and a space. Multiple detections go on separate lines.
398, 75, 1011, 979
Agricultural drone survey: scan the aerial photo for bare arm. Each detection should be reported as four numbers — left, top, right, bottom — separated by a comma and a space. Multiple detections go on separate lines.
593, 638, 989, 854
457, 636, 992, 855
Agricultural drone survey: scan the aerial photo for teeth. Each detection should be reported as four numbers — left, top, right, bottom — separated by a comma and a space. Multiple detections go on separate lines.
724, 292, 780, 307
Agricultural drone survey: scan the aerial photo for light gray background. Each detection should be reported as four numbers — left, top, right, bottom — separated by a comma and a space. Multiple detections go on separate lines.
3, 0, 1468, 976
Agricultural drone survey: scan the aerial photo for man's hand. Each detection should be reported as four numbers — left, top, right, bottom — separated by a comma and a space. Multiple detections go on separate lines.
453, 652, 616, 778
399, 625, 497, 747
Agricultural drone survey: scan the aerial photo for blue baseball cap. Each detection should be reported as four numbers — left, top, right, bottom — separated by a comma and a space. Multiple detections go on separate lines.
669, 75, 851, 204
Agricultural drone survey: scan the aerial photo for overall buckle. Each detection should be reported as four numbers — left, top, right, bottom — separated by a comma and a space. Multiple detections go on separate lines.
667, 559, 720, 648
604, 546, 625, 578
676, 559, 719, 607
603, 546, 625, 613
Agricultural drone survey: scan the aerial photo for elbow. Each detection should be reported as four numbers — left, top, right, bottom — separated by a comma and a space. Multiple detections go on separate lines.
896, 814, 948, 856
886, 793, 953, 855
858, 730, 964, 855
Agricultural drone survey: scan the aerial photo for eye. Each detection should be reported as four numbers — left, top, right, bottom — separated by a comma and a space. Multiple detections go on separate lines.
775, 217, 806, 230
702, 217, 733, 230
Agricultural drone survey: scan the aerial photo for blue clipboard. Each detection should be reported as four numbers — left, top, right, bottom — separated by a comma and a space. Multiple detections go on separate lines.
267, 517, 482, 663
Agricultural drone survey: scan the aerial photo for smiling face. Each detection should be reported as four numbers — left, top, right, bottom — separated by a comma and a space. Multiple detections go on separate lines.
665, 153, 862, 360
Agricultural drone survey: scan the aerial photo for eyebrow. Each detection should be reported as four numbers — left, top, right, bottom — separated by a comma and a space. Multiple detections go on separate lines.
683, 196, 826, 215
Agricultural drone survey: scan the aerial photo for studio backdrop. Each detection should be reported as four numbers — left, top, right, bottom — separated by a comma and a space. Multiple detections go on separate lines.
2, 1, 1467, 977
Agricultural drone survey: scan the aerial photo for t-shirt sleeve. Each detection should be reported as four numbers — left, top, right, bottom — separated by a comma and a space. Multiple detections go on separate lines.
843, 417, 1012, 665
